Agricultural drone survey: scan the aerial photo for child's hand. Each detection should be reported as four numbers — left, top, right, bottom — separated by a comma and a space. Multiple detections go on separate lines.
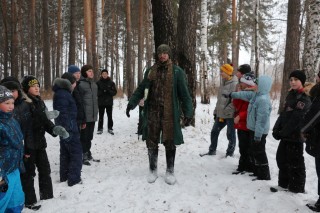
234, 115, 240, 124
45, 109, 60, 120
53, 126, 70, 139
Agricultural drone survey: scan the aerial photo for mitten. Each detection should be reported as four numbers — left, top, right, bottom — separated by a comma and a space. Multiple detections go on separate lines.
184, 117, 192, 127
45, 109, 60, 120
214, 114, 217, 120
53, 126, 69, 139
126, 104, 133, 118
272, 130, 281, 140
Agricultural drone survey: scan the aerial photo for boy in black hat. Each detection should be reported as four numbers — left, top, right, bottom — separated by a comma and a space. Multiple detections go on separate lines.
272, 70, 311, 193
96, 69, 117, 135
20, 75, 69, 209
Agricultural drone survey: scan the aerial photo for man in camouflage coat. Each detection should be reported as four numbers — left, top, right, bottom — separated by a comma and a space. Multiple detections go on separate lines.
126, 44, 193, 185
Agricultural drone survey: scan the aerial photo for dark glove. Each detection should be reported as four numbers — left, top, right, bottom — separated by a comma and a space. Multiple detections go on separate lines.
53, 126, 70, 139
184, 117, 192, 127
0, 179, 8, 193
214, 114, 217, 120
126, 104, 133, 118
272, 130, 281, 140
222, 93, 232, 99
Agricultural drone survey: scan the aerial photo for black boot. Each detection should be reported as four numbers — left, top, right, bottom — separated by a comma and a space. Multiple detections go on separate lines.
307, 197, 320, 212
147, 149, 158, 183
165, 149, 176, 185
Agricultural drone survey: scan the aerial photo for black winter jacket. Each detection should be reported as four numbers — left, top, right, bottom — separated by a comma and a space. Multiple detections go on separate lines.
73, 81, 86, 126
28, 94, 57, 149
301, 84, 320, 157
13, 92, 33, 154
96, 77, 117, 106
273, 89, 311, 143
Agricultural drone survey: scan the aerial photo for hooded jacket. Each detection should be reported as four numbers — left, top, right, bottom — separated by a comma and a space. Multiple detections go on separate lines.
231, 75, 272, 140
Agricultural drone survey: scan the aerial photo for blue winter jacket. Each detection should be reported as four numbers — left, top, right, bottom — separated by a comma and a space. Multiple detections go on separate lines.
52, 78, 79, 136
0, 110, 24, 180
231, 75, 272, 140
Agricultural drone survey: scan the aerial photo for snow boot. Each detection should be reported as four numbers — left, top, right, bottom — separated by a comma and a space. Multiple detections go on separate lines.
165, 149, 176, 185
147, 149, 158, 183
307, 198, 320, 212
97, 129, 103, 134
82, 152, 91, 166
25, 203, 42, 211
108, 129, 114, 135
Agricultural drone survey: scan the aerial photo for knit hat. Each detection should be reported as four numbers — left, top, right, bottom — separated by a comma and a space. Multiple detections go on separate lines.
289, 70, 306, 86
21, 75, 40, 93
0, 76, 21, 91
240, 72, 257, 86
81, 65, 93, 78
0, 85, 14, 103
101, 69, 108, 74
237, 64, 251, 74
220, 64, 233, 76
61, 72, 76, 84
157, 44, 171, 58
68, 65, 80, 74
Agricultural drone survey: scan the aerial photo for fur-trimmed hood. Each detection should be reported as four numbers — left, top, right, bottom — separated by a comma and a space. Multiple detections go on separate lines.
52, 78, 72, 92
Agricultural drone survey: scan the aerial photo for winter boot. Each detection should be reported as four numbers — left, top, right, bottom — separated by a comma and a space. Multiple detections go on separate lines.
256, 165, 271, 180
82, 152, 91, 166
307, 197, 320, 212
165, 149, 176, 185
147, 149, 158, 183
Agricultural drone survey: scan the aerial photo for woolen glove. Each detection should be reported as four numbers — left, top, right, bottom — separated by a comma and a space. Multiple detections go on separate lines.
126, 104, 133, 118
45, 109, 60, 120
53, 126, 69, 139
184, 117, 192, 127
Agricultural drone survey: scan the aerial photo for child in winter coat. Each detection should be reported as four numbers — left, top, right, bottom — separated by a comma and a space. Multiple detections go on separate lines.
301, 72, 320, 211
232, 72, 256, 174
20, 75, 69, 209
0, 85, 25, 213
202, 64, 238, 157
272, 70, 311, 193
230, 75, 272, 180
53, 73, 82, 186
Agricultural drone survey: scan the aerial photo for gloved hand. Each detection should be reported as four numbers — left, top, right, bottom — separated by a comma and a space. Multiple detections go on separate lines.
222, 93, 232, 99
214, 114, 217, 120
0, 178, 8, 193
45, 109, 60, 120
126, 104, 133, 118
184, 117, 192, 127
272, 130, 281, 140
53, 126, 69, 139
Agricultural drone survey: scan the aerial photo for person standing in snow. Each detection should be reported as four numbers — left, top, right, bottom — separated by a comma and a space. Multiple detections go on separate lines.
232, 72, 256, 174
201, 63, 238, 157
0, 85, 25, 213
20, 75, 69, 210
96, 69, 117, 135
78, 65, 99, 165
126, 44, 193, 185
301, 72, 320, 211
272, 70, 311, 193
230, 75, 272, 180
53, 73, 83, 187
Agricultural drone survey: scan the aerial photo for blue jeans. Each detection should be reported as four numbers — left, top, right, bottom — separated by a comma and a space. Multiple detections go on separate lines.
209, 118, 236, 155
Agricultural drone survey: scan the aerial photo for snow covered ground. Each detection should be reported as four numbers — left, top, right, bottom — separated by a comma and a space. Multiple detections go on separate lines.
22, 97, 318, 213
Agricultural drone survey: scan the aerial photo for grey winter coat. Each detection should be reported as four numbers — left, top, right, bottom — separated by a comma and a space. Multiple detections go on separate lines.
78, 78, 98, 122
215, 75, 238, 119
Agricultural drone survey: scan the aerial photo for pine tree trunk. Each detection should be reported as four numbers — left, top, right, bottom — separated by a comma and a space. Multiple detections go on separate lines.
84, 0, 93, 65
137, 0, 144, 84
56, 0, 62, 77
126, 0, 133, 98
68, 0, 77, 65
42, 0, 51, 90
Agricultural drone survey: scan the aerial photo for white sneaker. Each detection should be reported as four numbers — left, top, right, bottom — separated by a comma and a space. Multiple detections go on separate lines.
164, 172, 176, 185
147, 170, 158, 183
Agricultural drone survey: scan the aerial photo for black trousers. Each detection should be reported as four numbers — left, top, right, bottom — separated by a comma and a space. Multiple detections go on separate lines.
98, 105, 113, 130
276, 139, 305, 192
80, 122, 95, 154
20, 149, 53, 205
237, 129, 254, 172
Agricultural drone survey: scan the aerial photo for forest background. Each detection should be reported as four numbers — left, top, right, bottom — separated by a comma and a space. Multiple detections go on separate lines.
0, 0, 320, 117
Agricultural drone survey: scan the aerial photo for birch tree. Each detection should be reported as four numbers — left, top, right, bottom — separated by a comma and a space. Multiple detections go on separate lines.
302, 0, 320, 81
200, 0, 210, 104
97, 0, 104, 68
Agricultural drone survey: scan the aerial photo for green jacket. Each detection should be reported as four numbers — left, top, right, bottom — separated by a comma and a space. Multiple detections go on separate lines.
128, 65, 193, 145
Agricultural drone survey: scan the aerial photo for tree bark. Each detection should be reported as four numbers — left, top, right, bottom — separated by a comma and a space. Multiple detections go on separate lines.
84, 0, 93, 65
137, 0, 144, 84
126, 0, 133, 98
68, 0, 77, 65
42, 0, 51, 90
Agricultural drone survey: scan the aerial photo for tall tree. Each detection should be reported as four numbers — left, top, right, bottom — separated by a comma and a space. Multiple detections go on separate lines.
200, 0, 210, 104
279, 0, 301, 112
151, 0, 176, 61
56, 0, 62, 77
177, 0, 198, 125
10, 0, 19, 77
231, 0, 238, 68
84, 0, 93, 64
126, 0, 133, 98
42, 0, 51, 90
97, 0, 104, 68
302, 0, 320, 81
68, 0, 77, 65
137, 0, 144, 84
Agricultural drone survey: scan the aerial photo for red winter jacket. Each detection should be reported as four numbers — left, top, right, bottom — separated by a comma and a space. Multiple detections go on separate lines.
233, 98, 249, 131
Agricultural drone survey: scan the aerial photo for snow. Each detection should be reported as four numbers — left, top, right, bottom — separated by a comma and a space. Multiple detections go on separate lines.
22, 97, 317, 213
